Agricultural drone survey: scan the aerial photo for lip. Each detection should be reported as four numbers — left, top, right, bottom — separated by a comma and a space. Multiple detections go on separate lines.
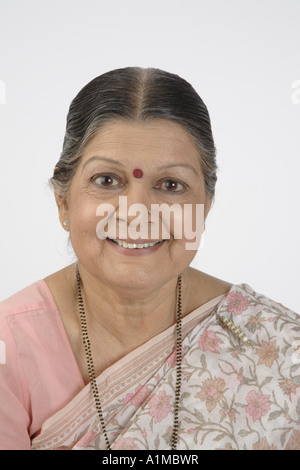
109, 238, 163, 244
105, 238, 167, 256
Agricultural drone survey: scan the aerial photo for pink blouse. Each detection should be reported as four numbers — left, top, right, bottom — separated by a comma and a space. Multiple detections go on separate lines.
0, 280, 85, 450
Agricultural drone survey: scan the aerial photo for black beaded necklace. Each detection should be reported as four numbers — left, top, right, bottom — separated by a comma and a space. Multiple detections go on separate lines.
76, 264, 183, 450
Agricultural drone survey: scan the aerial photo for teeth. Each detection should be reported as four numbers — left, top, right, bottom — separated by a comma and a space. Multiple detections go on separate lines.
110, 239, 163, 249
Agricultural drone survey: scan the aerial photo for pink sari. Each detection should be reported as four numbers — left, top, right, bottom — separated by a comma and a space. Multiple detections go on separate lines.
31, 284, 300, 450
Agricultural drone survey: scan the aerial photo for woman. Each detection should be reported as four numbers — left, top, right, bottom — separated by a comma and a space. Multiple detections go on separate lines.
0, 67, 299, 450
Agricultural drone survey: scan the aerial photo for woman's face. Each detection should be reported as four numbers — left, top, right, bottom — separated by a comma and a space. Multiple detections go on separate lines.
57, 119, 211, 291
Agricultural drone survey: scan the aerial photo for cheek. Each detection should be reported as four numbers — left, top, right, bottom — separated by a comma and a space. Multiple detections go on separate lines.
162, 203, 205, 246
165, 205, 203, 267
68, 197, 100, 245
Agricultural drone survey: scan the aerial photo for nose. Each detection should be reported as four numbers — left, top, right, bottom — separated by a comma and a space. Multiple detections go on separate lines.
116, 182, 152, 240
118, 181, 152, 219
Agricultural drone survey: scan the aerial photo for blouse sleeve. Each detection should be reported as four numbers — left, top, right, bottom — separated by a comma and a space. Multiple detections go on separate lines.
0, 315, 31, 450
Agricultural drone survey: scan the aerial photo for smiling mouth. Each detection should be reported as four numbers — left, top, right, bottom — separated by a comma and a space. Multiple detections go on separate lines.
107, 238, 165, 249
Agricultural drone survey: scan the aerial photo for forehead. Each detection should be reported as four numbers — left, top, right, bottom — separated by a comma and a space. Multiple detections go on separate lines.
80, 119, 202, 168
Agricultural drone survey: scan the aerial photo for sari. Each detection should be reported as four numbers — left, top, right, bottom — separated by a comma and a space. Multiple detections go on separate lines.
31, 283, 300, 450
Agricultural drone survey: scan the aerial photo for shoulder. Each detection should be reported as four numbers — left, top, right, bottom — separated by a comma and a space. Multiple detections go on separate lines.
183, 268, 233, 314
220, 282, 299, 327
0, 280, 57, 328
217, 282, 300, 361
0, 279, 58, 391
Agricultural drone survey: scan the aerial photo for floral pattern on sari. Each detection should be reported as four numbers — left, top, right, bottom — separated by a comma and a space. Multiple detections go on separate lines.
31, 284, 300, 450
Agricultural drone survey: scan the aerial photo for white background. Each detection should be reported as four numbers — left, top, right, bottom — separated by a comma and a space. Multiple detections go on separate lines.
0, 0, 299, 311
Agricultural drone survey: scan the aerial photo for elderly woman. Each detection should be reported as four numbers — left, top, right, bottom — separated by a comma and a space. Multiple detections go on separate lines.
0, 67, 299, 451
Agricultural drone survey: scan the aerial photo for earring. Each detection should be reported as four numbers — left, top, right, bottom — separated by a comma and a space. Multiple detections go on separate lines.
63, 220, 68, 227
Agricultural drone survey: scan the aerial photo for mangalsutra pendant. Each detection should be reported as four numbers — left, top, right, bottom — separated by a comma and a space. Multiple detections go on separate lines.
220, 316, 254, 349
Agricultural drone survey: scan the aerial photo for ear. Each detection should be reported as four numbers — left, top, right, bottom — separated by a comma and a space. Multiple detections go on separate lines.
54, 191, 69, 231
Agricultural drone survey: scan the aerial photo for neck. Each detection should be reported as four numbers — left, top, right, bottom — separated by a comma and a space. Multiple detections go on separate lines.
76, 263, 182, 348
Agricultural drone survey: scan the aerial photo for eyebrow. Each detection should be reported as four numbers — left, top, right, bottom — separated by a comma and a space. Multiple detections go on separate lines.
158, 162, 200, 176
82, 156, 124, 170
82, 156, 200, 176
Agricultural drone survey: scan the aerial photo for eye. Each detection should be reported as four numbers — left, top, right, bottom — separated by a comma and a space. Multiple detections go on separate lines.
92, 173, 123, 188
155, 179, 187, 193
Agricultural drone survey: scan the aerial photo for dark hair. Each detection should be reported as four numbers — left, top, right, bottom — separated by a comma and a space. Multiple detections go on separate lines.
50, 67, 217, 199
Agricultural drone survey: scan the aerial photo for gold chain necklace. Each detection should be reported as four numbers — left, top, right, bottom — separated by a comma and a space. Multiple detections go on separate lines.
76, 264, 183, 450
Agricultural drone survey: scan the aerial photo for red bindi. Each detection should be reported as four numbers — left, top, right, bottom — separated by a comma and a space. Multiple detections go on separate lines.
133, 168, 143, 178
